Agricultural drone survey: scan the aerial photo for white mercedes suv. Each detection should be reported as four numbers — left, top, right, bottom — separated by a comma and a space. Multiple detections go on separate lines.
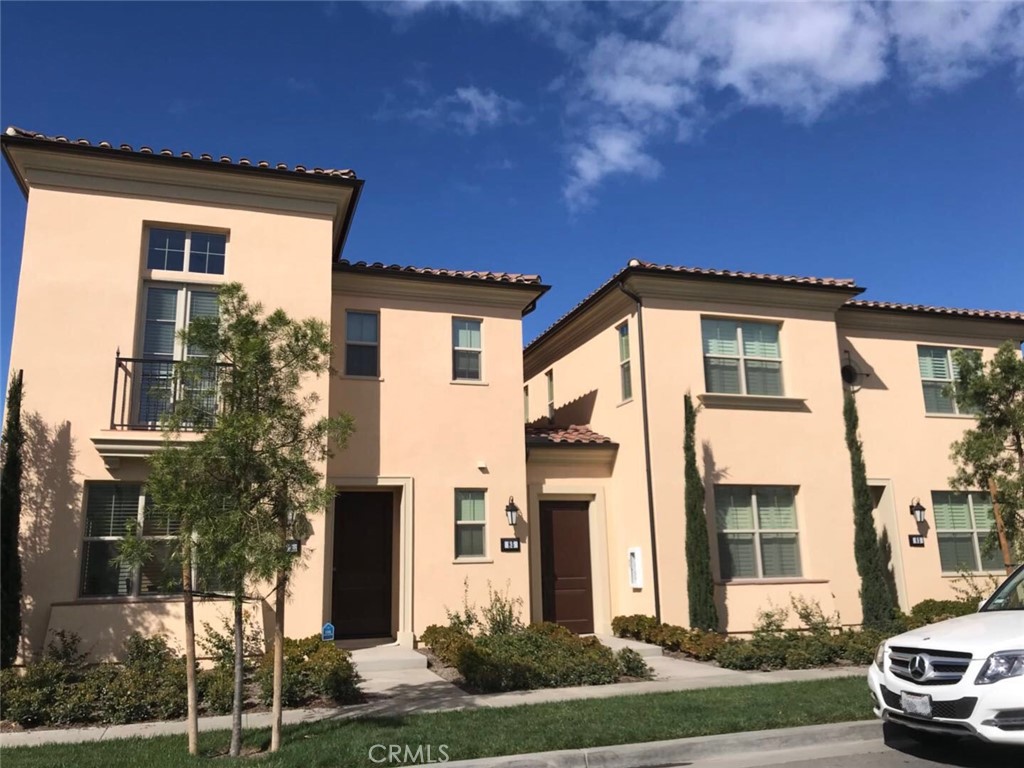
868, 564, 1024, 745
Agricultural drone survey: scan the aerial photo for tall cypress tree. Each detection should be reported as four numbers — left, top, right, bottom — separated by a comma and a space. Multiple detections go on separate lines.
844, 389, 898, 630
1, 370, 25, 668
684, 394, 718, 631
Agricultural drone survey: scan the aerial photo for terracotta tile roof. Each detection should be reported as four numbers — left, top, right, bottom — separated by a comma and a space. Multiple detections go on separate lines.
336, 259, 543, 285
2, 126, 358, 180
629, 260, 858, 288
526, 424, 614, 446
845, 299, 1024, 322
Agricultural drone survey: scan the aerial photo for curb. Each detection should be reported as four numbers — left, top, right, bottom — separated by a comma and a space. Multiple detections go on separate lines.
440, 720, 881, 768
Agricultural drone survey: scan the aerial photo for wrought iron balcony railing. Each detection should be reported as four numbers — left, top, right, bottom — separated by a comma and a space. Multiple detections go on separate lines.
109, 354, 230, 431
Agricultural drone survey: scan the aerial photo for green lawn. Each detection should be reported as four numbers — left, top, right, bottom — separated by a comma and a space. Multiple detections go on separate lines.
3, 677, 872, 767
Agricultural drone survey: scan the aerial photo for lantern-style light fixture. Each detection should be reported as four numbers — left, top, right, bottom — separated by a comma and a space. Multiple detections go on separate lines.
909, 498, 927, 524
505, 497, 520, 527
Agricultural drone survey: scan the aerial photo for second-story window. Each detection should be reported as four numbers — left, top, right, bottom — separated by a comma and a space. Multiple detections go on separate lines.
618, 322, 632, 401
702, 318, 783, 396
147, 228, 226, 275
524, 385, 529, 422
452, 318, 482, 381
918, 346, 979, 415
345, 311, 379, 377
546, 370, 555, 421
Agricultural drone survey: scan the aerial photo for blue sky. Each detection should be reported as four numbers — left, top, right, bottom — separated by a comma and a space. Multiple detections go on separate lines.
2, 1, 1023, 388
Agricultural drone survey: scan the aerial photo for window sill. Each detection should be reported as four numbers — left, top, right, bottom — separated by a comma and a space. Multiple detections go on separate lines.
716, 578, 827, 586
924, 413, 977, 420
452, 557, 494, 564
54, 594, 231, 607
341, 374, 384, 382
144, 269, 226, 285
941, 571, 1005, 578
617, 398, 634, 408
451, 380, 489, 387
698, 393, 808, 412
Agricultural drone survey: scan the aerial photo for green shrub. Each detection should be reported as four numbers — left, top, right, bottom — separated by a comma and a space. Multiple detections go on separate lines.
420, 624, 473, 667
683, 629, 728, 661
457, 623, 620, 692
198, 667, 234, 714
714, 641, 763, 671
479, 582, 525, 636
906, 599, 976, 629
99, 634, 187, 724
0, 631, 97, 727
616, 648, 652, 679
256, 636, 360, 707
611, 615, 659, 642
832, 629, 886, 665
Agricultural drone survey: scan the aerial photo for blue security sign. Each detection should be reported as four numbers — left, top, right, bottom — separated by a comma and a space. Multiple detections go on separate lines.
321, 623, 335, 641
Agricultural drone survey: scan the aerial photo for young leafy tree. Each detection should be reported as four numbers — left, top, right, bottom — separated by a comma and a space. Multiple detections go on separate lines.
949, 342, 1024, 567
684, 394, 718, 631
844, 390, 899, 630
156, 283, 353, 756
1, 370, 25, 668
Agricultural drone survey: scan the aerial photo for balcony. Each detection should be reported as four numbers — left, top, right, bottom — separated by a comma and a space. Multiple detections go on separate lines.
93, 355, 229, 467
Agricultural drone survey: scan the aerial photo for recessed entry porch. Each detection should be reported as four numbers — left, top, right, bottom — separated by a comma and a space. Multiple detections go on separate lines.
326, 477, 414, 647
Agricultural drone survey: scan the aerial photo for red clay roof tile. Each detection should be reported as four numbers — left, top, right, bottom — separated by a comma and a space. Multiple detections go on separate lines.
336, 259, 543, 286
526, 424, 614, 445
845, 299, 1024, 322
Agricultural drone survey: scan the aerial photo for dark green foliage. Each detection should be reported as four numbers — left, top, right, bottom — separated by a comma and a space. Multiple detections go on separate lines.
456, 623, 621, 692
684, 394, 718, 631
949, 342, 1024, 557
610, 614, 660, 641
1, 370, 24, 668
198, 667, 235, 715
906, 599, 977, 628
844, 390, 899, 630
610, 615, 727, 661
615, 648, 653, 679
420, 624, 473, 667
255, 637, 360, 707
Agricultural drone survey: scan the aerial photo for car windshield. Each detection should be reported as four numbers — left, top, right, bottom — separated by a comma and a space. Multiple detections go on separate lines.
982, 566, 1024, 611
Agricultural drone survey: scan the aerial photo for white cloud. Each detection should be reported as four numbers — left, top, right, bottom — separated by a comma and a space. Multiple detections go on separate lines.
564, 125, 661, 208
408, 86, 524, 134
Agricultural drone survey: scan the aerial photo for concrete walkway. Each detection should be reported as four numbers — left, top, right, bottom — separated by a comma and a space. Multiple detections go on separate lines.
0, 639, 868, 749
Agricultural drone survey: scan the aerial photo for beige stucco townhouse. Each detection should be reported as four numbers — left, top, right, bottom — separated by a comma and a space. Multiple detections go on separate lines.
3, 126, 1022, 661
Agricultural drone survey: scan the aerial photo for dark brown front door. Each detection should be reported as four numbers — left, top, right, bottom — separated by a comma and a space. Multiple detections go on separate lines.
333, 491, 393, 638
540, 501, 594, 634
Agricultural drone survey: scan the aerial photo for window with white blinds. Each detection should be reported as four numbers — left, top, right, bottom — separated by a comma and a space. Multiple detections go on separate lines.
455, 490, 486, 558
702, 318, 784, 396
917, 346, 979, 415
617, 322, 632, 401
452, 318, 482, 381
715, 486, 801, 580
80, 484, 182, 597
932, 491, 1002, 573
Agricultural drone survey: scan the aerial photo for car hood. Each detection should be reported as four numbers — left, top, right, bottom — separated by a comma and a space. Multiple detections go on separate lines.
889, 611, 1024, 658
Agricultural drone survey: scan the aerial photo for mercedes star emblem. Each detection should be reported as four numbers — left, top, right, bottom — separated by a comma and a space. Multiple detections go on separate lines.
909, 654, 930, 681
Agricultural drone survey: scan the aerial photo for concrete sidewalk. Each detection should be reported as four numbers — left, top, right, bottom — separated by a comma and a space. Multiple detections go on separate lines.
0, 639, 868, 749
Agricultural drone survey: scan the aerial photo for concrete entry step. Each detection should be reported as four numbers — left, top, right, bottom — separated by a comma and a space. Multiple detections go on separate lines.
594, 634, 663, 658
349, 643, 428, 674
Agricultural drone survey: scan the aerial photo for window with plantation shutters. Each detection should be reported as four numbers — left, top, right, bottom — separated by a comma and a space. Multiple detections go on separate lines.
452, 318, 482, 381
932, 491, 1002, 573
455, 490, 486, 558
702, 318, 784, 396
345, 311, 379, 377
80, 484, 182, 597
715, 486, 801, 580
917, 346, 980, 415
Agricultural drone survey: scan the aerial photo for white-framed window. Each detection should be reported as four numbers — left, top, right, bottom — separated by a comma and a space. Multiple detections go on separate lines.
345, 311, 379, 377
715, 485, 801, 579
80, 484, 182, 597
524, 385, 529, 422
546, 370, 554, 421
146, 227, 226, 275
455, 489, 486, 558
138, 284, 219, 425
917, 346, 979, 415
452, 318, 482, 381
618, 322, 632, 401
933, 491, 1002, 573
702, 318, 783, 396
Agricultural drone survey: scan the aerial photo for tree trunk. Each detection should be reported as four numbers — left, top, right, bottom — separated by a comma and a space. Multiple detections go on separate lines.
230, 594, 244, 757
989, 480, 1014, 574
270, 572, 286, 752
181, 553, 199, 756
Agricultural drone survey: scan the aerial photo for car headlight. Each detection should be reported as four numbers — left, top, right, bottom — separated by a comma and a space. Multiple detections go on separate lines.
874, 642, 886, 671
975, 651, 1024, 685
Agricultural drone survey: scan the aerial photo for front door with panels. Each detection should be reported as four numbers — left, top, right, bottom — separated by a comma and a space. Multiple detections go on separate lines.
333, 491, 394, 638
539, 500, 595, 634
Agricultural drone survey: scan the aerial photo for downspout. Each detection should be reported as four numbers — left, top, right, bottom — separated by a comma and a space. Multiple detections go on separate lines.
617, 278, 661, 623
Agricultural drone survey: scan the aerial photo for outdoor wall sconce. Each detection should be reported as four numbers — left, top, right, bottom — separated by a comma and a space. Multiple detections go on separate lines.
505, 497, 520, 527
910, 499, 927, 524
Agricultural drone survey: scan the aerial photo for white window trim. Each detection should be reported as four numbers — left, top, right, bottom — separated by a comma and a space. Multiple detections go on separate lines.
717, 486, 801, 580
617, 322, 632, 402
454, 489, 487, 560
145, 226, 228, 275
344, 310, 380, 378
80, 485, 179, 599
703, 319, 785, 396
918, 346, 979, 416
452, 317, 483, 382
934, 491, 1001, 574
546, 370, 554, 421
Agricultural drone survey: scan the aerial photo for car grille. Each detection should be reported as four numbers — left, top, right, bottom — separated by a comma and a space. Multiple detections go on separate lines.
889, 646, 972, 685
880, 685, 978, 720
